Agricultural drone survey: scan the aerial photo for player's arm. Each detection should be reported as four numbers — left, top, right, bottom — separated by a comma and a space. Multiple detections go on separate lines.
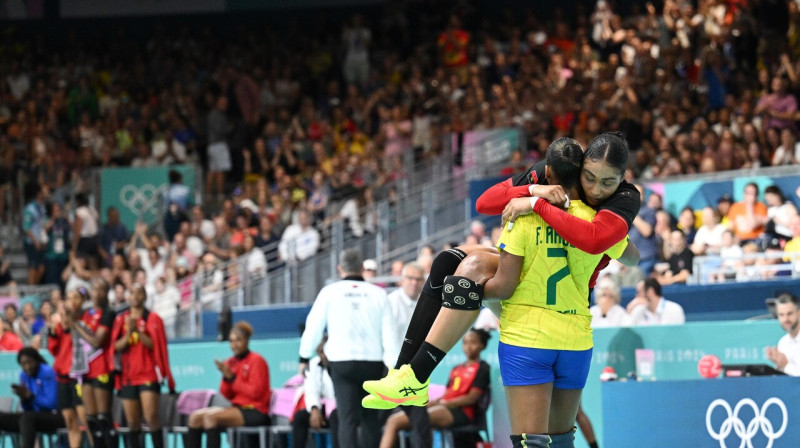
475, 177, 532, 215
617, 240, 640, 266
483, 250, 523, 300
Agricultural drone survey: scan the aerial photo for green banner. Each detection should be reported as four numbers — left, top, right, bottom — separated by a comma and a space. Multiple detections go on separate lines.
99, 165, 195, 230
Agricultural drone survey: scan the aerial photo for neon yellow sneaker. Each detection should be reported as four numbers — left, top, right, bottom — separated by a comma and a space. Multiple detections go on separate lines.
362, 364, 429, 407
361, 393, 400, 410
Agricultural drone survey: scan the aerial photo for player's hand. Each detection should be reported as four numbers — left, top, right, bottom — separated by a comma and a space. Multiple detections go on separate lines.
529, 185, 568, 208
502, 197, 535, 230
766, 347, 788, 370
309, 407, 325, 429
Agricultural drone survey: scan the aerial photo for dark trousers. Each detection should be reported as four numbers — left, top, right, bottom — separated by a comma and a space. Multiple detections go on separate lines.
328, 360, 385, 448
292, 409, 339, 448
0, 411, 65, 448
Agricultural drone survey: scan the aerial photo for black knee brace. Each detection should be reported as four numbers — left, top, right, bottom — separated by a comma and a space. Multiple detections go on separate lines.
86, 415, 101, 442
422, 248, 467, 296
441, 275, 483, 310
510, 433, 552, 448
97, 413, 116, 448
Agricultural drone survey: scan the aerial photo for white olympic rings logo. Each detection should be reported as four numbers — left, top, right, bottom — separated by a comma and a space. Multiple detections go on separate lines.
706, 397, 787, 448
119, 184, 164, 215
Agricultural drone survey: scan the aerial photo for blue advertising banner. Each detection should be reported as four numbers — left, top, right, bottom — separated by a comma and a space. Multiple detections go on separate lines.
603, 377, 800, 448
0, 320, 785, 448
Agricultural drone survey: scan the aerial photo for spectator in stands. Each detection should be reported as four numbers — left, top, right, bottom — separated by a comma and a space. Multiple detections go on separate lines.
784, 215, 800, 264
99, 206, 129, 267
386, 262, 425, 344
148, 276, 180, 340
0, 347, 64, 448
728, 182, 768, 244
767, 293, 800, 376
74, 193, 100, 269
22, 184, 49, 285
164, 170, 192, 243
42, 202, 70, 287
187, 321, 271, 448
438, 15, 470, 83
772, 128, 800, 166
15, 302, 37, 347
279, 209, 320, 262
691, 207, 727, 255
0, 244, 16, 289
31, 300, 52, 349
342, 14, 371, 87
630, 184, 658, 275
764, 185, 798, 241
62, 252, 92, 293
206, 96, 233, 199
242, 233, 267, 278
292, 342, 339, 448
110, 283, 174, 448
199, 252, 224, 311
605, 259, 645, 288
629, 279, 685, 326
716, 195, 733, 227
755, 75, 797, 131
379, 328, 490, 448
655, 230, 694, 285
676, 207, 697, 245
590, 278, 631, 328
362, 258, 378, 279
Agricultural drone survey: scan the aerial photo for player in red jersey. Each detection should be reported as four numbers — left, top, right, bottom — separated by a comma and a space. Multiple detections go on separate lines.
47, 288, 88, 448
379, 328, 490, 448
186, 321, 271, 448
110, 283, 174, 448
72, 278, 116, 448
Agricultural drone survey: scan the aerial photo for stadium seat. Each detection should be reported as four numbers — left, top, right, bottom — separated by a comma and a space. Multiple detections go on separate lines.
166, 389, 217, 447
441, 387, 492, 448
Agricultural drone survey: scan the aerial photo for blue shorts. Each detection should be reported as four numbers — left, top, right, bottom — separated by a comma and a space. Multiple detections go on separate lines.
498, 341, 592, 389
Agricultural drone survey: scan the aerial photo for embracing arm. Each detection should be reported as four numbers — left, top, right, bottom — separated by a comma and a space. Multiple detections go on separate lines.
533, 201, 631, 255
617, 240, 640, 267
476, 178, 532, 215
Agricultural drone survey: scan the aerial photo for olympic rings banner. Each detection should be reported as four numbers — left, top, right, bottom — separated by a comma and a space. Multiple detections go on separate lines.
602, 376, 800, 448
99, 165, 196, 230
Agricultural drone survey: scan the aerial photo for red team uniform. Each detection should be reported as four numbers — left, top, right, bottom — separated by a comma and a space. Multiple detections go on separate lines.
219, 350, 272, 425
48, 323, 82, 409
81, 306, 115, 387
109, 309, 175, 395
442, 360, 490, 425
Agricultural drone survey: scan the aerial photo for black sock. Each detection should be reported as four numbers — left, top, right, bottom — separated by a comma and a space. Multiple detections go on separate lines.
149, 429, 164, 448
395, 249, 465, 369
395, 291, 443, 368
206, 428, 222, 448
185, 428, 203, 448
87, 415, 104, 448
98, 413, 117, 448
128, 430, 143, 448
589, 442, 599, 448
409, 341, 446, 383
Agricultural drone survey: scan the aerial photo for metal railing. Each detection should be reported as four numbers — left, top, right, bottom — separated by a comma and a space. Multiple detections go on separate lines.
691, 251, 800, 285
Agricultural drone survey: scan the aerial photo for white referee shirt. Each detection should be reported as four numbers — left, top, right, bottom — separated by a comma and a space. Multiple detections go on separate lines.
777, 331, 800, 376
386, 288, 417, 346
630, 297, 686, 326
300, 277, 400, 368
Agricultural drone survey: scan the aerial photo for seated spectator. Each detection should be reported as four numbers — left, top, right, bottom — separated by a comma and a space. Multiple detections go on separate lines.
676, 206, 697, 245
186, 321, 270, 448
727, 182, 768, 244
735, 242, 762, 282
99, 206, 129, 266
764, 185, 798, 240
590, 278, 631, 327
292, 349, 339, 448
0, 347, 64, 448
4, 303, 19, 330
199, 253, 224, 311
62, 253, 93, 293
655, 230, 694, 285
0, 318, 23, 351
766, 294, 800, 376
242, 234, 267, 278
630, 184, 658, 275
42, 202, 70, 287
0, 245, 16, 289
629, 279, 686, 326
716, 194, 733, 228
379, 328, 490, 448
74, 193, 101, 269
362, 258, 378, 280
15, 302, 38, 347
606, 259, 645, 288
149, 276, 180, 339
783, 215, 800, 265
278, 210, 320, 262
691, 207, 727, 255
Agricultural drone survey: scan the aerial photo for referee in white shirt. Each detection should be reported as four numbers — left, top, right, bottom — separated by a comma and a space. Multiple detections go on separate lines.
299, 249, 400, 448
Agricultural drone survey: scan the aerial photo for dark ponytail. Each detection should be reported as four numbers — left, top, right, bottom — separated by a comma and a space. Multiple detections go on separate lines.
545, 137, 584, 189
584, 132, 629, 176
469, 328, 491, 350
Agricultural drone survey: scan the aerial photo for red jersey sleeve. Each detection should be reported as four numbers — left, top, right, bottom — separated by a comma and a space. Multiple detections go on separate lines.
532, 202, 630, 255
475, 178, 532, 215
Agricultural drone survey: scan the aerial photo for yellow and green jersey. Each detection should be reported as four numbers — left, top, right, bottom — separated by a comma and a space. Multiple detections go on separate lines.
496, 199, 628, 351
